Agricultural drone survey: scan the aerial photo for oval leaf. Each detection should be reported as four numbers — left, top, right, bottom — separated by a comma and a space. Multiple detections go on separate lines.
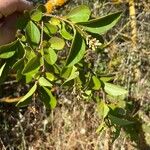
22, 55, 40, 75
39, 86, 57, 109
16, 83, 37, 106
104, 82, 128, 97
44, 48, 57, 65
25, 21, 40, 45
97, 101, 110, 119
92, 76, 101, 90
64, 66, 79, 84
60, 23, 73, 40
44, 23, 58, 36
12, 58, 24, 70
46, 72, 55, 81
38, 77, 52, 87
79, 12, 122, 34
49, 37, 65, 50
0, 40, 18, 59
66, 5, 91, 23
31, 9, 43, 22
66, 31, 86, 67
109, 114, 133, 126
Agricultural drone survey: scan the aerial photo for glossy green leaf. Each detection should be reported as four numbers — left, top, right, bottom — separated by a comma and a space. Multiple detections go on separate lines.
22, 55, 40, 75
31, 10, 43, 22
16, 97, 32, 107
0, 63, 6, 77
80, 12, 122, 34
39, 86, 57, 109
46, 72, 55, 81
25, 46, 36, 61
104, 82, 128, 97
44, 23, 58, 35
44, 48, 57, 65
50, 18, 60, 26
0, 56, 18, 84
37, 4, 47, 13
60, 23, 73, 40
64, 66, 79, 84
61, 67, 72, 79
16, 83, 37, 106
97, 101, 110, 119
66, 31, 86, 67
25, 73, 34, 83
0, 51, 16, 59
66, 5, 91, 23
49, 37, 65, 50
38, 77, 52, 87
0, 40, 18, 59
100, 76, 113, 82
109, 114, 133, 126
12, 58, 24, 70
25, 21, 40, 45
92, 75, 101, 90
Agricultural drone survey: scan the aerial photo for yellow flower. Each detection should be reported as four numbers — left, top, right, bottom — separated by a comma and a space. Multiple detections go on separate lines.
45, 1, 53, 13
54, 0, 65, 6
45, 0, 65, 13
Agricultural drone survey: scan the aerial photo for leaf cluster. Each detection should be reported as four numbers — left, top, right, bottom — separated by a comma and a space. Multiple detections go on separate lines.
0, 4, 133, 139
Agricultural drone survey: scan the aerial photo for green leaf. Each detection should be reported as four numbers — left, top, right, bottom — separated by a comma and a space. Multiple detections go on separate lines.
61, 67, 72, 79
49, 37, 65, 50
79, 12, 122, 34
16, 15, 29, 30
25, 67, 40, 83
0, 63, 6, 77
0, 51, 16, 59
0, 56, 18, 84
25, 21, 40, 45
100, 76, 113, 82
92, 76, 101, 90
85, 90, 92, 96
64, 66, 79, 84
12, 58, 24, 70
38, 77, 52, 87
22, 55, 40, 75
44, 48, 57, 65
97, 101, 110, 119
39, 86, 57, 109
50, 18, 60, 26
44, 23, 58, 35
104, 82, 128, 97
37, 4, 47, 13
66, 5, 91, 23
25, 46, 36, 61
109, 114, 133, 126
0, 40, 18, 59
66, 31, 86, 67
45, 72, 55, 81
31, 9, 43, 22
16, 83, 37, 107
60, 23, 73, 40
